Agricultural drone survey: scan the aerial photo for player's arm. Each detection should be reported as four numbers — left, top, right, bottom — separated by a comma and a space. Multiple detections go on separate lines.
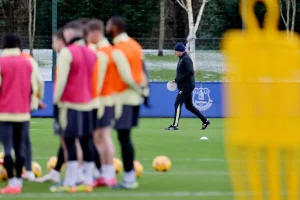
29, 57, 45, 100
0, 67, 2, 87
141, 59, 151, 108
112, 49, 142, 94
53, 47, 72, 104
97, 52, 109, 94
141, 53, 149, 97
141, 60, 150, 97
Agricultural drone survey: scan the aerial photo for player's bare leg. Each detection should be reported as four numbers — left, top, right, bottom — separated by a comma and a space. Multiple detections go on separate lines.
75, 138, 84, 184
93, 127, 116, 187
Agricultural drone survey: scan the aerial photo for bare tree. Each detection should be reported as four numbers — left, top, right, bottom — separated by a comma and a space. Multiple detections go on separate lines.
280, 0, 297, 36
1, 0, 29, 35
28, 0, 36, 56
175, 0, 209, 69
291, 0, 296, 33
158, 0, 166, 56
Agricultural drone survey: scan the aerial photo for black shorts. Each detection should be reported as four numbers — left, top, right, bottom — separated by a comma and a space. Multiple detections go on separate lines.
97, 106, 114, 128
114, 105, 140, 130
58, 108, 95, 138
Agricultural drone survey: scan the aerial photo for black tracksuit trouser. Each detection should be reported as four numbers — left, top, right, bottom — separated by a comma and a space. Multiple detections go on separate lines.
173, 88, 207, 127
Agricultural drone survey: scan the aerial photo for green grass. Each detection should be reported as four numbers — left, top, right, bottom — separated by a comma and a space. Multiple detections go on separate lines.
145, 54, 177, 62
0, 118, 231, 200
149, 69, 223, 82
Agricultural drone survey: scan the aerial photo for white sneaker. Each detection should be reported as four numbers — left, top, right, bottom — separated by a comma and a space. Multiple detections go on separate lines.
35, 170, 60, 183
76, 167, 85, 184
22, 171, 36, 181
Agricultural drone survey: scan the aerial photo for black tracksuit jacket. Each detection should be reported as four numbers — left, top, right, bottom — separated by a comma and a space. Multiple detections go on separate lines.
174, 52, 195, 91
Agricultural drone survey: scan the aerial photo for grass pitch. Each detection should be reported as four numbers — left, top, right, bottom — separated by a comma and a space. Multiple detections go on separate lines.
149, 69, 222, 82
0, 118, 232, 200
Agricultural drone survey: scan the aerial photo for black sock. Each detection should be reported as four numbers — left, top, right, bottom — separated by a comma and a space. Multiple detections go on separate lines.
15, 156, 24, 178
117, 129, 134, 172
4, 155, 14, 179
64, 137, 77, 161
79, 136, 93, 162
54, 146, 64, 172
93, 145, 101, 169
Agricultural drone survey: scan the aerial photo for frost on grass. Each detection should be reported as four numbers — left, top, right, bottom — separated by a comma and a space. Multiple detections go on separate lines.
15, 49, 224, 81
145, 50, 224, 74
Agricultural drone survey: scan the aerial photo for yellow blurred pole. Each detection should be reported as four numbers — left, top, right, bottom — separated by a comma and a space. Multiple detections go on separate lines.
267, 147, 280, 200
226, 146, 248, 200
247, 148, 263, 200
286, 149, 298, 200
222, 0, 300, 199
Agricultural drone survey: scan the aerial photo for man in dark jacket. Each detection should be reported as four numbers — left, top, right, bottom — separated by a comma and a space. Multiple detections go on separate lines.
165, 42, 210, 131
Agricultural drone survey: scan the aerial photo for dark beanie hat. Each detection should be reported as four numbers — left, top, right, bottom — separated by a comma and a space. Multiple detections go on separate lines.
174, 42, 185, 52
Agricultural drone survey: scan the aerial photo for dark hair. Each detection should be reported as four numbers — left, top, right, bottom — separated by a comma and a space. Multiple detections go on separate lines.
2, 33, 21, 49
109, 16, 126, 32
86, 19, 104, 32
63, 21, 83, 32
54, 28, 66, 43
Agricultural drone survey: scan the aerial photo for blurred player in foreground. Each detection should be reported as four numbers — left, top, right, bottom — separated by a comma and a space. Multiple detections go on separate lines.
106, 16, 149, 189
84, 20, 105, 181
20, 45, 45, 182
36, 29, 69, 183
86, 19, 117, 187
0, 33, 44, 194
51, 21, 98, 193
165, 42, 210, 131
73, 18, 98, 182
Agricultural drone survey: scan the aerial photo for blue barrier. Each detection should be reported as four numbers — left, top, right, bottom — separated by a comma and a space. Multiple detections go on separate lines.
32, 81, 224, 118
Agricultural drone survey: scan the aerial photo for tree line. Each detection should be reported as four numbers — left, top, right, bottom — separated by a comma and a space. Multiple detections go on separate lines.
0, 0, 299, 51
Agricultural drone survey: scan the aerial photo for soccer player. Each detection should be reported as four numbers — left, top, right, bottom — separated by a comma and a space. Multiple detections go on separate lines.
80, 19, 104, 181
106, 16, 149, 189
0, 33, 44, 194
73, 18, 98, 183
20, 50, 45, 182
165, 42, 210, 131
36, 29, 68, 183
86, 19, 117, 187
51, 21, 98, 192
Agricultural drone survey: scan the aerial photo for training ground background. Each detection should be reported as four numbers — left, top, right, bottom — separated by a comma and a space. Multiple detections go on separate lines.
19, 49, 224, 82
0, 49, 229, 199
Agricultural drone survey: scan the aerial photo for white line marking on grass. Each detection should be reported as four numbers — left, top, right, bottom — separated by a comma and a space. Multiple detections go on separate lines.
30, 121, 38, 124
0, 191, 243, 199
